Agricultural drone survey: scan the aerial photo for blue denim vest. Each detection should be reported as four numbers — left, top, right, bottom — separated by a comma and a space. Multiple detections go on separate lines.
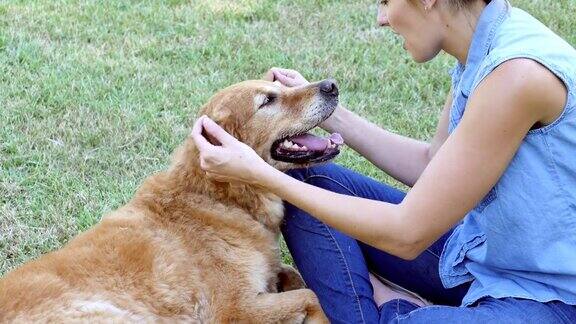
439, 0, 576, 307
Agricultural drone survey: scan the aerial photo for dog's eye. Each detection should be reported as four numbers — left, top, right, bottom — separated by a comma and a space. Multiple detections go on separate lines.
260, 95, 276, 108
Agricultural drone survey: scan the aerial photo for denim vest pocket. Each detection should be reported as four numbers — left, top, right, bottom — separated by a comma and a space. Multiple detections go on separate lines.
474, 187, 498, 213
439, 226, 484, 288
451, 234, 487, 269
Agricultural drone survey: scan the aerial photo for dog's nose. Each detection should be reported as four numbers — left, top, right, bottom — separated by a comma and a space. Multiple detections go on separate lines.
319, 79, 339, 96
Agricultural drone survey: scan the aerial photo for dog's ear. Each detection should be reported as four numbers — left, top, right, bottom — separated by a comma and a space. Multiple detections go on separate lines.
209, 108, 244, 144
197, 94, 246, 144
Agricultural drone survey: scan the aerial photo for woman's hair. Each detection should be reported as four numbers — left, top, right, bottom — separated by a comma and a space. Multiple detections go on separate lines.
447, 0, 490, 9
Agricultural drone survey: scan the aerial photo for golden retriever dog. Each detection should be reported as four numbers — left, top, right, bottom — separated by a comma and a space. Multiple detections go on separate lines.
0, 78, 344, 323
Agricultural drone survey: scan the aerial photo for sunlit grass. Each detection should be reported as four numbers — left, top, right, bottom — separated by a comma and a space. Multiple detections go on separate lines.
1, 0, 574, 274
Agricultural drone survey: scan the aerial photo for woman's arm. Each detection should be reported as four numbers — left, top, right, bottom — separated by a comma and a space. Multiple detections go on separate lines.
195, 59, 564, 260
323, 94, 452, 187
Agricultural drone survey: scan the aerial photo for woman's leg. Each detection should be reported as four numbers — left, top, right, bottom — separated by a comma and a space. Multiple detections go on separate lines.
281, 163, 469, 324
359, 229, 470, 307
379, 297, 576, 324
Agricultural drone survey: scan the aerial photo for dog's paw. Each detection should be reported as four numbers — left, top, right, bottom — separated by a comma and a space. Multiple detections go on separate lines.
277, 264, 306, 292
303, 311, 329, 324
280, 312, 307, 324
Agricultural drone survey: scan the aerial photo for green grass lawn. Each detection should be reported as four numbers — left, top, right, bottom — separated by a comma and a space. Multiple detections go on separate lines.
1, 0, 575, 275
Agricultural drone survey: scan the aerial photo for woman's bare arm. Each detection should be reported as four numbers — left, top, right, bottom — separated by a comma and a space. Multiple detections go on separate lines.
322, 92, 452, 186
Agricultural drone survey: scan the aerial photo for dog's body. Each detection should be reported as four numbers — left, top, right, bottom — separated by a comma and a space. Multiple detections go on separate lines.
0, 79, 341, 323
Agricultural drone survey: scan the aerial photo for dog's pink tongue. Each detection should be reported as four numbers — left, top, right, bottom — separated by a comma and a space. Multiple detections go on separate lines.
329, 133, 344, 145
291, 134, 330, 151
290, 133, 343, 151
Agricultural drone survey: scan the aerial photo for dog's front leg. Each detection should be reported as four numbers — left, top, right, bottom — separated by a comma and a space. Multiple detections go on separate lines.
236, 289, 328, 324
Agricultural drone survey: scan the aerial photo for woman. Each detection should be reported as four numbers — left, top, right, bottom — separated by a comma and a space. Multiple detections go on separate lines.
191, 0, 576, 322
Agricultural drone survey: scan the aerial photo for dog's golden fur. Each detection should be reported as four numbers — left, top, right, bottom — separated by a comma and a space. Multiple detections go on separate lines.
0, 80, 335, 323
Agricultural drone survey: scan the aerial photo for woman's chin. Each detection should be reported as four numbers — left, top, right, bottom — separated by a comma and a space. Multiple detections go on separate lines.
402, 41, 440, 63
407, 47, 438, 63
411, 55, 430, 63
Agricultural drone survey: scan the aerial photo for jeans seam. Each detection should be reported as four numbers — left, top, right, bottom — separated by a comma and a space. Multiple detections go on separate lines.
302, 175, 366, 324
424, 248, 441, 259
395, 304, 448, 321
303, 175, 359, 196
324, 224, 367, 324
396, 300, 400, 324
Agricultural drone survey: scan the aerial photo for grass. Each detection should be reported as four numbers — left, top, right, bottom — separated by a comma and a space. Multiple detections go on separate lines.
1, 0, 575, 275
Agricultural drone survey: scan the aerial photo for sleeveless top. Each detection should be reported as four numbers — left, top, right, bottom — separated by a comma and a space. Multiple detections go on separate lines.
439, 0, 576, 306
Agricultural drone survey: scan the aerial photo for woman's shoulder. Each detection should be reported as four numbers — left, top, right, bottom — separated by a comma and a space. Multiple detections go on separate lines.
486, 7, 576, 71
473, 8, 576, 107
480, 59, 568, 126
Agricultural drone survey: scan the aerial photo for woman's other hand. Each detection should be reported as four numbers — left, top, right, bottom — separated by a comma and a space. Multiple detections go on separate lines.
263, 67, 340, 131
263, 67, 310, 87
191, 116, 275, 186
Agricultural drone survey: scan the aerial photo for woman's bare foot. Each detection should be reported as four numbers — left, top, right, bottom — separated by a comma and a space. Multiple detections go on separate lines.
369, 273, 429, 307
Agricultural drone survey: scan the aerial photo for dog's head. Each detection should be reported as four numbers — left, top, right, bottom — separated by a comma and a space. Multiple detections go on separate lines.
198, 79, 343, 170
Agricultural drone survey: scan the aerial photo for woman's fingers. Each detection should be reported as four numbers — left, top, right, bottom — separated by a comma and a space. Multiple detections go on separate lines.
191, 116, 225, 173
190, 116, 268, 185
274, 71, 304, 87
191, 115, 214, 152
273, 67, 298, 78
262, 69, 275, 81
274, 68, 309, 87
263, 67, 294, 82
201, 117, 238, 146
272, 72, 295, 86
191, 115, 237, 151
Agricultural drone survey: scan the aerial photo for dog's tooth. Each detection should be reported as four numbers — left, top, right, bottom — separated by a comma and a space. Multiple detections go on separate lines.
282, 140, 291, 148
293, 143, 301, 149
302, 146, 308, 151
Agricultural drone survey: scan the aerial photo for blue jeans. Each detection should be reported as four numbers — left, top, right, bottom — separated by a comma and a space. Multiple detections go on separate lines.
281, 163, 576, 324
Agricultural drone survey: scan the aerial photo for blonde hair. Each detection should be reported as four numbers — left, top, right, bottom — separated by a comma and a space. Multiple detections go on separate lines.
448, 0, 490, 9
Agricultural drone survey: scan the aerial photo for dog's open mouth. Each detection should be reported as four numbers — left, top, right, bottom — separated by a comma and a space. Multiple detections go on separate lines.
271, 132, 344, 164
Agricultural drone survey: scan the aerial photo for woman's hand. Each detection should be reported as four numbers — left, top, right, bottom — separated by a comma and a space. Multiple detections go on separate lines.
191, 116, 275, 186
263, 67, 310, 87
263, 67, 341, 131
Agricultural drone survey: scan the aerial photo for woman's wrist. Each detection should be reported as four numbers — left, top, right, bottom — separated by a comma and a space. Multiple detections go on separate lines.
256, 165, 286, 192
321, 105, 346, 133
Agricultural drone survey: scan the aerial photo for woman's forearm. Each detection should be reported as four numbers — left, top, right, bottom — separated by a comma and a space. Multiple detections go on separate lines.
323, 106, 431, 187
261, 167, 420, 259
